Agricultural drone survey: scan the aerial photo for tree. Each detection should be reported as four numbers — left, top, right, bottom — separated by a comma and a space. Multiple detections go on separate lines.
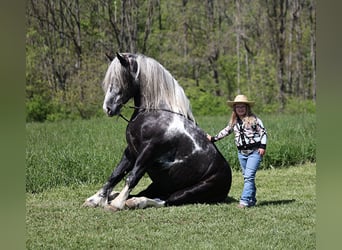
309, 0, 316, 102
265, 0, 289, 111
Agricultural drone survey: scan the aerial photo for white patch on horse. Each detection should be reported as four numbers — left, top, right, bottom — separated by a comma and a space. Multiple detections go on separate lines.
159, 158, 184, 170
166, 116, 202, 153
83, 188, 108, 208
156, 155, 183, 167
125, 197, 166, 209
110, 184, 130, 209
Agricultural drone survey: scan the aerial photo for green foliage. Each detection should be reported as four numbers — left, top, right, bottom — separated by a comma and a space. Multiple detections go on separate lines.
26, 0, 316, 122
285, 97, 316, 114
184, 83, 227, 116
26, 164, 315, 249
26, 114, 315, 193
26, 95, 53, 122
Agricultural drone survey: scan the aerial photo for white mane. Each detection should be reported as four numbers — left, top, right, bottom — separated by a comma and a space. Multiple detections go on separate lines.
136, 55, 195, 121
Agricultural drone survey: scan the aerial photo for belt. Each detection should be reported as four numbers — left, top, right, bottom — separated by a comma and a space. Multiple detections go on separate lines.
239, 149, 256, 156
237, 142, 260, 151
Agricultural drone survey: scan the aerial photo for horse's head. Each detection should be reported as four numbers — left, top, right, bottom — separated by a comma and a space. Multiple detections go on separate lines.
102, 53, 139, 117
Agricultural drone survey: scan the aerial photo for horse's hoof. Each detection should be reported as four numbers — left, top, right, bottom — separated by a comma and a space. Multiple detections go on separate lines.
125, 198, 138, 209
104, 204, 120, 212
82, 200, 97, 208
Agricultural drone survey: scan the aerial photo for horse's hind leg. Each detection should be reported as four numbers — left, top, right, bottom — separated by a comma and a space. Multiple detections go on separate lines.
125, 197, 165, 209
134, 182, 165, 199
121, 182, 166, 209
166, 177, 229, 206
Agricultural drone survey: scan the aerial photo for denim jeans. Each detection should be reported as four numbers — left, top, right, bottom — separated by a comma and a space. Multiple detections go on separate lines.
238, 150, 262, 206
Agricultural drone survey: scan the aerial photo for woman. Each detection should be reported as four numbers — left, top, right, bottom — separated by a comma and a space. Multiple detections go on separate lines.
207, 95, 267, 208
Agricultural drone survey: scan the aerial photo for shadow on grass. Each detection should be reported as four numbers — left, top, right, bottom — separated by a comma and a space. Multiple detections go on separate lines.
257, 199, 296, 206
225, 196, 239, 203
223, 197, 296, 206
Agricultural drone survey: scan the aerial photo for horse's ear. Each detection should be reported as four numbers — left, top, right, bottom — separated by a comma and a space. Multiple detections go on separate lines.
105, 52, 114, 62
116, 52, 130, 68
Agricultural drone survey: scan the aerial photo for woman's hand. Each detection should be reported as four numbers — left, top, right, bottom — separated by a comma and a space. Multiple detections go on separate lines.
258, 148, 266, 156
206, 134, 212, 141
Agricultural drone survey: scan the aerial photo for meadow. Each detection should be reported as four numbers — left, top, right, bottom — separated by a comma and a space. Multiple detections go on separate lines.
26, 164, 315, 249
26, 114, 316, 249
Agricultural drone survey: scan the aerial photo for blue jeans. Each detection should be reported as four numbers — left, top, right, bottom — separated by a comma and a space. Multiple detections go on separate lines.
238, 150, 262, 206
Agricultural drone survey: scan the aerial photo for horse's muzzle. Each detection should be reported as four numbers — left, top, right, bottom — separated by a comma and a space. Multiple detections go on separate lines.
105, 104, 122, 117
106, 107, 115, 117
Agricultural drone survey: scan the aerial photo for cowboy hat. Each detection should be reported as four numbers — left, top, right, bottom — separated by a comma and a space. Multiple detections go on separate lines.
227, 95, 255, 107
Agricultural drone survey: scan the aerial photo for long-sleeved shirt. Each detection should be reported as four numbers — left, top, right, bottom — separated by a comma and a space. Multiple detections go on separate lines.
212, 116, 267, 150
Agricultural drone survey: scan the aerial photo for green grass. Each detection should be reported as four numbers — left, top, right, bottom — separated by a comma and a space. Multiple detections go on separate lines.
26, 163, 316, 249
26, 114, 315, 193
26, 114, 315, 248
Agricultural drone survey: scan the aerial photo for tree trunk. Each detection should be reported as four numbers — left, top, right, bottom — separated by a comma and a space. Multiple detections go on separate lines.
235, 0, 242, 94
310, 0, 316, 102
266, 0, 288, 111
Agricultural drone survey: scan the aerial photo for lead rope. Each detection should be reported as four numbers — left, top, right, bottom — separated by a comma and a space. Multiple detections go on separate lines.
119, 114, 130, 123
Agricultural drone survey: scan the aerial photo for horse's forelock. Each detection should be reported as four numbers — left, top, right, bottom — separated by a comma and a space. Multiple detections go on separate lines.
103, 57, 128, 92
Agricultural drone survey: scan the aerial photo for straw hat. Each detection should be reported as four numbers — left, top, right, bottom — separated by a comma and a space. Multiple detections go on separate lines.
227, 95, 255, 107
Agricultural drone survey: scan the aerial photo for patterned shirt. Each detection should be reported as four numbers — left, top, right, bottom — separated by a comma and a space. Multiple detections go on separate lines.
212, 116, 267, 150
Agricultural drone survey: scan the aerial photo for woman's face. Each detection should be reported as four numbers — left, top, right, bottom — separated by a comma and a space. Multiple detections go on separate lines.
234, 103, 247, 117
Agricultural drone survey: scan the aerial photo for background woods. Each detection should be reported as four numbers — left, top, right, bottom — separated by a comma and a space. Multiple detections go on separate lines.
26, 0, 316, 122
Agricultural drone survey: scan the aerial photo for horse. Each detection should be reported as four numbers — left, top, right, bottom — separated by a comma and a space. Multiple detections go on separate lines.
83, 52, 232, 211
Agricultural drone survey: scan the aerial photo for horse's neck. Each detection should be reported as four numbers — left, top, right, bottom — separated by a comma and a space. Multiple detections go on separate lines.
129, 93, 144, 120
133, 89, 149, 109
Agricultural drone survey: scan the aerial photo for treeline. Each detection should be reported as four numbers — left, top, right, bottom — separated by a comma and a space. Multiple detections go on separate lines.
26, 0, 316, 122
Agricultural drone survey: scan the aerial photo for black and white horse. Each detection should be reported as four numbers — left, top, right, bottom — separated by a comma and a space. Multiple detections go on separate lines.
83, 53, 232, 211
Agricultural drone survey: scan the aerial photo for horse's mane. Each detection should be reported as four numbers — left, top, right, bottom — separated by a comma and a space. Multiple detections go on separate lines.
136, 55, 195, 121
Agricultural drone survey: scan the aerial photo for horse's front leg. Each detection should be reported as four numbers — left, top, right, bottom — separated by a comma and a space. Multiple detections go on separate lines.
83, 147, 134, 208
108, 147, 152, 210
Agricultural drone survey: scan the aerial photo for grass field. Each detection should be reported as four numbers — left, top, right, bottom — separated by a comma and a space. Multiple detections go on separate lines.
26, 163, 316, 249
26, 114, 316, 249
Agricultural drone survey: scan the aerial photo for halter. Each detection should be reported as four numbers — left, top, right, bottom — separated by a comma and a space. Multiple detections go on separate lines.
117, 105, 193, 123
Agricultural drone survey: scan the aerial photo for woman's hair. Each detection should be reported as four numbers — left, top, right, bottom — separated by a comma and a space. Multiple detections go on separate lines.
228, 104, 254, 126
